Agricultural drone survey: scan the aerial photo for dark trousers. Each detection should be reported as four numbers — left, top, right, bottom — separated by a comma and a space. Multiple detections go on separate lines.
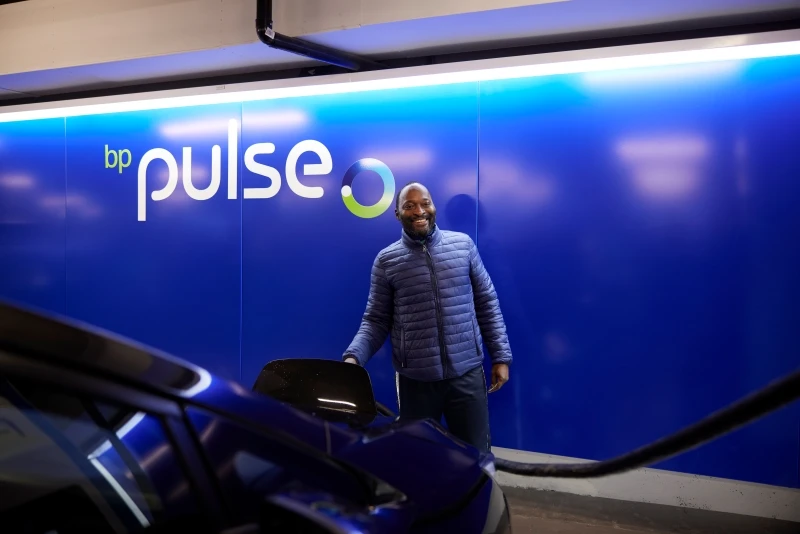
397, 365, 491, 453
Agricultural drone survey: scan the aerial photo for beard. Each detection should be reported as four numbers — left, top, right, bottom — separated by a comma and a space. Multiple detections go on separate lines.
402, 213, 435, 239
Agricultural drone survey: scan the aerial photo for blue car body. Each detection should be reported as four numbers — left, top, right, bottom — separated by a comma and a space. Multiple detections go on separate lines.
0, 300, 511, 533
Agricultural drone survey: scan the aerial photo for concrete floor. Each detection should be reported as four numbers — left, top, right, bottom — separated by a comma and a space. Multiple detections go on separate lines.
504, 487, 799, 534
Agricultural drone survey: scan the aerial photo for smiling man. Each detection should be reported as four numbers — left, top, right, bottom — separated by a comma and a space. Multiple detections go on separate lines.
343, 182, 512, 453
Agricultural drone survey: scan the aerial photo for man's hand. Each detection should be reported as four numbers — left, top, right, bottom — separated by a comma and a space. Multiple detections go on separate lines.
344, 357, 359, 365
488, 363, 509, 393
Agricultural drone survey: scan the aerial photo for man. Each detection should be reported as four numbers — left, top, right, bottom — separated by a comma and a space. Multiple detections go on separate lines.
343, 182, 512, 453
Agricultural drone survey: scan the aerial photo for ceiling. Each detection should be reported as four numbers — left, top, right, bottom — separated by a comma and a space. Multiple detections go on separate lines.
1, 0, 799, 103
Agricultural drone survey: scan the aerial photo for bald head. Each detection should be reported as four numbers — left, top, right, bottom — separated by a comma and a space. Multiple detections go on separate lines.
395, 182, 429, 211
396, 182, 436, 238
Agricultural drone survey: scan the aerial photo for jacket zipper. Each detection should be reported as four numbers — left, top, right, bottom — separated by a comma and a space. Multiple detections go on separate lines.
400, 324, 407, 367
423, 243, 449, 378
473, 316, 482, 356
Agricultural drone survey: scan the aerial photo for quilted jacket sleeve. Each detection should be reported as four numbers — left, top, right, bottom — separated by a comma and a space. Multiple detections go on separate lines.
469, 239, 513, 365
343, 252, 393, 366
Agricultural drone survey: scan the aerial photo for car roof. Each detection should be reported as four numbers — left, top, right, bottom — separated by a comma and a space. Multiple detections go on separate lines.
0, 299, 208, 396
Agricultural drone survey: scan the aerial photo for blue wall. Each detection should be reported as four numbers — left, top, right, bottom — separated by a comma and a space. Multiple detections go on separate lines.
1, 54, 798, 488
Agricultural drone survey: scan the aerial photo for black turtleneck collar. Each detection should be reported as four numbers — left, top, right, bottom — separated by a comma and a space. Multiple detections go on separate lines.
402, 224, 440, 248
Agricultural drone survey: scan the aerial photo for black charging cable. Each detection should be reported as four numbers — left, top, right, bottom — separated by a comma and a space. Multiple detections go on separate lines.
493, 367, 800, 477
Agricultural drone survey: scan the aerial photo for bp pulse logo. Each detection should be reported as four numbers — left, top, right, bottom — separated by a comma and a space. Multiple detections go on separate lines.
340, 158, 395, 219
104, 119, 396, 221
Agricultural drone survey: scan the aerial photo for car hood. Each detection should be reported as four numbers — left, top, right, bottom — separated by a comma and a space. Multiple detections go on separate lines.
327, 416, 492, 519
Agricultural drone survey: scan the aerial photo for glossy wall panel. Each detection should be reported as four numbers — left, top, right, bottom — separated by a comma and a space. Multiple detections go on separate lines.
240, 83, 479, 407
1, 53, 798, 488
64, 105, 242, 379
477, 55, 800, 487
0, 118, 66, 314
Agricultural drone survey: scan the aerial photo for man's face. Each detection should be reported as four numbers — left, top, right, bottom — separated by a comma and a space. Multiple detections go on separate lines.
396, 185, 436, 238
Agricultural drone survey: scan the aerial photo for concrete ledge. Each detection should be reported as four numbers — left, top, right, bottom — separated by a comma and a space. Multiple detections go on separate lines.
492, 447, 800, 523
504, 486, 800, 534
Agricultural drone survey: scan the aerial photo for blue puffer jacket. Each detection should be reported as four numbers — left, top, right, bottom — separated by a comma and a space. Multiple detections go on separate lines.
344, 225, 512, 381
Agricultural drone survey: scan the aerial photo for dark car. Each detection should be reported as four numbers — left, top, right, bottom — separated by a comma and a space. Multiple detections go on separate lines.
0, 300, 511, 533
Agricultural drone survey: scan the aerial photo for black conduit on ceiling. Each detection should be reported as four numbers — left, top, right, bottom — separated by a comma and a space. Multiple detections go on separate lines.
256, 0, 385, 72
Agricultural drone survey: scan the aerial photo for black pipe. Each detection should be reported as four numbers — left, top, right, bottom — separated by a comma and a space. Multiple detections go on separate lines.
494, 367, 800, 478
256, 0, 385, 72
5, 12, 800, 107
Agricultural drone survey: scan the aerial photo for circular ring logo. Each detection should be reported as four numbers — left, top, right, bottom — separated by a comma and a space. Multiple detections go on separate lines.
341, 158, 396, 219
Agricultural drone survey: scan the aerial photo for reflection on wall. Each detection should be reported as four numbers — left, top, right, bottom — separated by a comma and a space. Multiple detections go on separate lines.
581, 61, 743, 88
615, 135, 709, 200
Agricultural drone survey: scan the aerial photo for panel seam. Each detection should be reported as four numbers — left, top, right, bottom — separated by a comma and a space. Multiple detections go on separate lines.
63, 117, 68, 314
238, 106, 244, 384
476, 81, 481, 247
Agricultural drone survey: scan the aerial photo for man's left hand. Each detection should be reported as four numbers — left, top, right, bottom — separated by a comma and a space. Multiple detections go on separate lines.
488, 363, 509, 393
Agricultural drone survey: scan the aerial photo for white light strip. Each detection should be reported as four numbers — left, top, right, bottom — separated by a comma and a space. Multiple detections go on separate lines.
89, 457, 151, 527
182, 367, 213, 398
1, 33, 800, 123
318, 397, 357, 408
89, 411, 147, 459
